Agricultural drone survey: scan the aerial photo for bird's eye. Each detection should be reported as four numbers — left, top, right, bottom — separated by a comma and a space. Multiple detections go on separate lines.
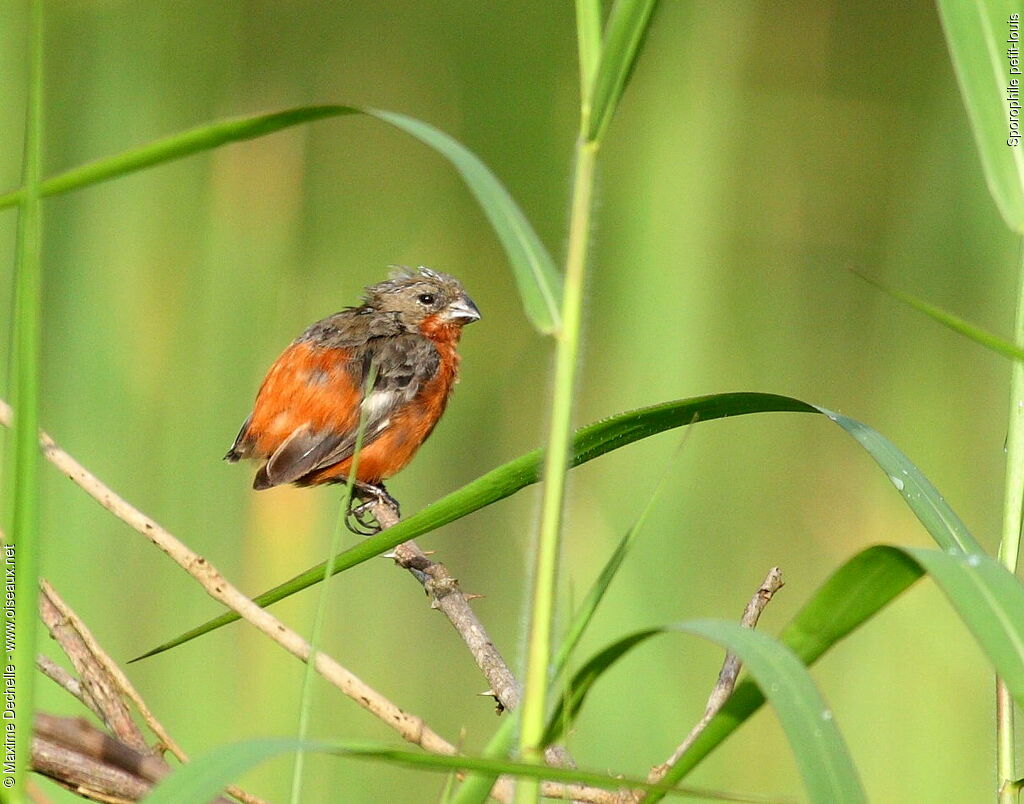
417, 293, 436, 306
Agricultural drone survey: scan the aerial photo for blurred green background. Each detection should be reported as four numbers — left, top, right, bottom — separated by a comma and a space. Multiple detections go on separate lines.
1, 1, 1019, 801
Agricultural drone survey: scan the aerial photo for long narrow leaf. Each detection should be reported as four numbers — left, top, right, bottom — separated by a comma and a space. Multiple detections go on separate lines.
652, 545, 1024, 799
134, 392, 982, 660
854, 270, 1024, 361
0, 106, 562, 333
144, 738, 748, 804
454, 441, 682, 804
370, 109, 562, 333
576, 0, 604, 107
937, 0, 1024, 232
7, 3, 44, 798
904, 547, 1024, 703
587, 0, 659, 141
545, 622, 866, 803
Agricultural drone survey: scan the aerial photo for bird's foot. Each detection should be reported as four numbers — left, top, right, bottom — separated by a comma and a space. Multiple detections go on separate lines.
344, 482, 401, 536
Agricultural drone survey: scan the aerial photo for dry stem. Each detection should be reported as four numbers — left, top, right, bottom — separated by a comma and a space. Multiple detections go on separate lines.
639, 567, 785, 799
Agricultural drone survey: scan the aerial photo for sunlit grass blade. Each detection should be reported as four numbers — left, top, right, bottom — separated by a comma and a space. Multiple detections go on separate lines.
554, 431, 688, 675
652, 545, 1024, 799
0, 105, 561, 334
587, 0, 659, 141
5, 2, 44, 799
133, 391, 983, 660
145, 738, 755, 804
854, 270, 1024, 360
937, 0, 1024, 232
544, 622, 866, 803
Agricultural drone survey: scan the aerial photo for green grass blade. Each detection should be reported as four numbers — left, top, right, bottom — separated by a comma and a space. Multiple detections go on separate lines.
145, 738, 751, 804
132, 393, 813, 661
680, 622, 865, 803
545, 622, 866, 803
0, 106, 561, 334
6, 2, 44, 798
453, 441, 683, 804
0, 106, 353, 210
854, 270, 1024, 361
369, 109, 562, 334
652, 544, 1024, 798
133, 391, 982, 660
649, 546, 924, 801
576, 0, 603, 110
450, 714, 519, 804
543, 629, 655, 747
587, 0, 659, 141
554, 432, 687, 675
904, 547, 1024, 705
937, 0, 1024, 232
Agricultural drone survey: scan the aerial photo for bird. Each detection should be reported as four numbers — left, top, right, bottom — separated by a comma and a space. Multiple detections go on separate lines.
225, 266, 481, 533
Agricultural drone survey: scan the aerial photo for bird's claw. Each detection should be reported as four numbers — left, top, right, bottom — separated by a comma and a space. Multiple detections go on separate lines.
343, 483, 401, 536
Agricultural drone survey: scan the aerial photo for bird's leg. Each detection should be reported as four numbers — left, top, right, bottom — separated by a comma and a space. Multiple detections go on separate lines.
354, 481, 401, 517
344, 482, 401, 536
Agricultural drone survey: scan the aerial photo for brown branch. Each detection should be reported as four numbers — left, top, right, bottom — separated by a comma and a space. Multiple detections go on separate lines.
641, 567, 785, 797
370, 500, 590, 799
37, 581, 263, 804
32, 714, 234, 804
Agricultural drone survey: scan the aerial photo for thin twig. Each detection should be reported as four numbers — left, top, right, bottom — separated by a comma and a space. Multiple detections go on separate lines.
644, 567, 785, 794
36, 655, 100, 719
371, 500, 586, 797
382, 516, 520, 711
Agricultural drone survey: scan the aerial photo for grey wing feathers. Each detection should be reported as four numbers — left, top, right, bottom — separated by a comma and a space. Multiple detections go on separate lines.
251, 331, 439, 489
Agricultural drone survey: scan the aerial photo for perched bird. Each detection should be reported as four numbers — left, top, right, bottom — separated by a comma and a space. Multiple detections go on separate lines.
225, 266, 480, 532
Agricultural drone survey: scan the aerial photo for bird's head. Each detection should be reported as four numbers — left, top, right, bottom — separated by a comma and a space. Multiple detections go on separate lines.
364, 266, 481, 338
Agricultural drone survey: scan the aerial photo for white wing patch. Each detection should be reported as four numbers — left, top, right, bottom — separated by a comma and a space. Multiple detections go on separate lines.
361, 389, 402, 423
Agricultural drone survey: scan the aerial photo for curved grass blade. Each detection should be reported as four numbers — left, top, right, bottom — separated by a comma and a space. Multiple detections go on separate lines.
370, 109, 562, 333
545, 622, 866, 803
647, 546, 923, 802
587, 0, 659, 141
453, 443, 683, 804
652, 545, 1024, 800
134, 392, 981, 661
903, 547, 1024, 703
0, 106, 561, 333
145, 737, 752, 804
853, 270, 1024, 361
937, 0, 1024, 232
132, 393, 813, 661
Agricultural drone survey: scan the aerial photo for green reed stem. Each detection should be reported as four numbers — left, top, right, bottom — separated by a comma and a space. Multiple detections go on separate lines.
289, 365, 379, 804
515, 136, 598, 802
5, 2, 44, 801
997, 239, 1024, 803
